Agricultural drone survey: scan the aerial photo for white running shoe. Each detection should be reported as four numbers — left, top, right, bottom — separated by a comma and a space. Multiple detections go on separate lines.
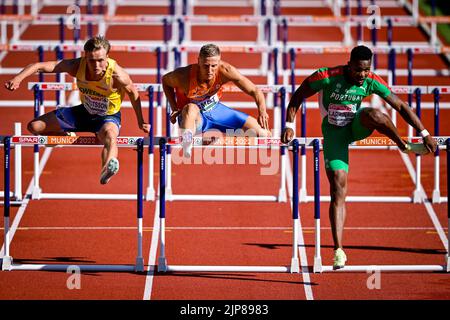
333, 248, 347, 270
100, 157, 119, 185
181, 130, 193, 158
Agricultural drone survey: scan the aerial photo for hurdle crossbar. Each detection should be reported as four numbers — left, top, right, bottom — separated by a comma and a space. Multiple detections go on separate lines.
309, 138, 450, 273
1, 137, 145, 272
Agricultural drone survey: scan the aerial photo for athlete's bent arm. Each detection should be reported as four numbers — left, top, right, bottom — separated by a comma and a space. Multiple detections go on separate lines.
4, 59, 78, 91
282, 76, 318, 143
162, 71, 182, 124
384, 93, 436, 152
222, 63, 269, 130
114, 65, 150, 133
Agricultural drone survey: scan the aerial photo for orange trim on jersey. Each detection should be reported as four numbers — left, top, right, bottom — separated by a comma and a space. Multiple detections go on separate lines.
368, 72, 390, 89
175, 64, 223, 109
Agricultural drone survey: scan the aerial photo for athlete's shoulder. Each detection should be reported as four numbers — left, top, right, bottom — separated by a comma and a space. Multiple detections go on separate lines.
367, 71, 389, 87
218, 60, 236, 76
309, 65, 345, 83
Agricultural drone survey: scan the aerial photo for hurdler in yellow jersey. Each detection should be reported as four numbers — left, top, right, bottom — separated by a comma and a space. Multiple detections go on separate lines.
5, 35, 150, 184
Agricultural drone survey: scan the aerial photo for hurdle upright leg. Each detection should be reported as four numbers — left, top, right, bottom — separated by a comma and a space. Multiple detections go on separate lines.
446, 139, 450, 272
158, 138, 168, 272
136, 138, 145, 272
2, 137, 13, 270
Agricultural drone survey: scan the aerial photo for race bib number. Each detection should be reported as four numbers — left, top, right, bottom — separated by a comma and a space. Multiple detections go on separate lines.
328, 103, 356, 126
195, 93, 219, 111
83, 95, 109, 115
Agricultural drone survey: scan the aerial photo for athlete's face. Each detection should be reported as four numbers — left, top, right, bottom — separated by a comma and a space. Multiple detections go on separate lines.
85, 48, 109, 77
198, 55, 220, 81
347, 59, 371, 86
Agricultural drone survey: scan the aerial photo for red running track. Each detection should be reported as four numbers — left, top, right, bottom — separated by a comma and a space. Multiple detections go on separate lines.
0, 3, 449, 301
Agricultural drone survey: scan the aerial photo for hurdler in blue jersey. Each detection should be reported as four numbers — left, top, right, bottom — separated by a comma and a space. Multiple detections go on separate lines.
281, 45, 437, 269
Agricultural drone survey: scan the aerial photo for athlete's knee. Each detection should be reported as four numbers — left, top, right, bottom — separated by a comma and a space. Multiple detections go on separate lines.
363, 108, 387, 126
181, 103, 200, 118
27, 119, 45, 135
98, 125, 118, 143
328, 170, 347, 202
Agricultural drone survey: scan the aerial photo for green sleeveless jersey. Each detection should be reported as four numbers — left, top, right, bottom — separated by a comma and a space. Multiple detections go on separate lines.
307, 65, 391, 126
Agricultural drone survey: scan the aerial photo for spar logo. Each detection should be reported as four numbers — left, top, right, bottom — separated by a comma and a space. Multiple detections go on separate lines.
116, 137, 139, 145
38, 136, 46, 144
14, 136, 41, 144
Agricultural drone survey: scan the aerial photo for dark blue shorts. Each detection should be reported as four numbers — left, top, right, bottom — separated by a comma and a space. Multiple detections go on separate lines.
178, 102, 249, 134
55, 104, 121, 133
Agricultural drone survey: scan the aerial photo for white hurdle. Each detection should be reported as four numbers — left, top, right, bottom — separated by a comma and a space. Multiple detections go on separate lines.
156, 136, 299, 273
307, 137, 450, 273
26, 82, 157, 201
299, 85, 450, 204
1, 135, 146, 272
163, 84, 290, 203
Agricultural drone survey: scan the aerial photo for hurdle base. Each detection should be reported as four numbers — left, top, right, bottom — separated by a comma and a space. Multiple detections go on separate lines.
432, 190, 441, 203
163, 265, 291, 273
299, 188, 308, 203
447, 255, 450, 272
135, 257, 145, 272
145, 187, 155, 201
37, 193, 140, 200
413, 190, 423, 203
1, 256, 13, 271
31, 187, 42, 200
304, 195, 414, 203
278, 187, 287, 203
6, 263, 136, 272
319, 265, 446, 272
168, 194, 279, 202
313, 256, 323, 273
165, 188, 173, 202
290, 258, 300, 273
158, 257, 167, 272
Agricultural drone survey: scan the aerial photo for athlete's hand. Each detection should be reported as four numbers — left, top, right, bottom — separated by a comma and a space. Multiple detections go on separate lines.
170, 110, 181, 124
4, 77, 21, 91
140, 122, 151, 134
281, 127, 294, 144
423, 135, 437, 153
258, 111, 270, 130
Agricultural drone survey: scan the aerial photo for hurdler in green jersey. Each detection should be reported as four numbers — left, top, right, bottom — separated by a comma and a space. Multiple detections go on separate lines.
281, 45, 437, 270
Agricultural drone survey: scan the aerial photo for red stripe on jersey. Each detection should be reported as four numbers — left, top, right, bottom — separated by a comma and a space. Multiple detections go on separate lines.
368, 72, 390, 89
308, 66, 345, 83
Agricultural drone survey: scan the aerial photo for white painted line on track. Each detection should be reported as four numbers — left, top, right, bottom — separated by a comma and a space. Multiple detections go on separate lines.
285, 155, 314, 300
399, 151, 448, 251
1, 147, 53, 257
143, 185, 160, 300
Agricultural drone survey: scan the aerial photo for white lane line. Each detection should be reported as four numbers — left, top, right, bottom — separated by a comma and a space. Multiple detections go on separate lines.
1, 147, 53, 257
285, 155, 314, 301
399, 152, 449, 251
2, 226, 444, 231
143, 186, 160, 300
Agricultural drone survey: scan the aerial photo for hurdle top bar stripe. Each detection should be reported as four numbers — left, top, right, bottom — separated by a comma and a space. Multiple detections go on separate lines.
3, 43, 450, 54
27, 82, 290, 93
2, 136, 449, 148
27, 82, 450, 95
1, 13, 449, 24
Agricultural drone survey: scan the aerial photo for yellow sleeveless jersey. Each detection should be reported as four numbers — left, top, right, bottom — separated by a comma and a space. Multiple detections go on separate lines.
76, 57, 124, 115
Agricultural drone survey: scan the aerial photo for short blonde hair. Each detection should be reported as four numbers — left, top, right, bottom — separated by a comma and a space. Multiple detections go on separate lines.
199, 43, 220, 58
84, 35, 111, 53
